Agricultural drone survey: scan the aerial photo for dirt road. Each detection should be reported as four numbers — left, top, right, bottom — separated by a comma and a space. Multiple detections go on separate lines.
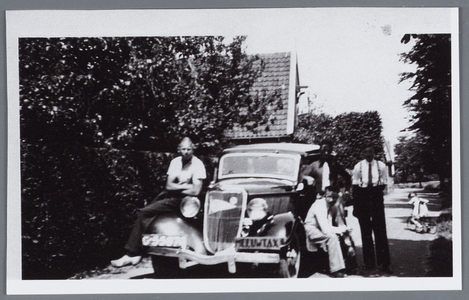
343, 187, 443, 278
80, 187, 444, 279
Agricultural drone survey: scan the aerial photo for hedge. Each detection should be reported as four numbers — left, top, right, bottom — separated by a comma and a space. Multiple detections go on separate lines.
21, 142, 193, 279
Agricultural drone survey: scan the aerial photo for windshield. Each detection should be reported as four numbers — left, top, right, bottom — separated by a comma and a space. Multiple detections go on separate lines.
219, 153, 299, 180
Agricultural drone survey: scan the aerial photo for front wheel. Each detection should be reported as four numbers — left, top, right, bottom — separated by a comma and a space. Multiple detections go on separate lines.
255, 231, 304, 278
427, 221, 438, 234
406, 216, 416, 231
278, 231, 302, 278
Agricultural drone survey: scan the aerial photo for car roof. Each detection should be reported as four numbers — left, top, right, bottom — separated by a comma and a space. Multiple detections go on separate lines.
222, 143, 321, 156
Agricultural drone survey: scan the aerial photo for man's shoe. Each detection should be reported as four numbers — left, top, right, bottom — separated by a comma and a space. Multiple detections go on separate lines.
359, 265, 378, 277
362, 265, 375, 271
380, 266, 394, 275
111, 255, 142, 268
346, 267, 358, 275
329, 270, 347, 278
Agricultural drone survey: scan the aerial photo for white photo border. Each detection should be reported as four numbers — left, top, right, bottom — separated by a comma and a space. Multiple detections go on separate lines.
6, 7, 461, 295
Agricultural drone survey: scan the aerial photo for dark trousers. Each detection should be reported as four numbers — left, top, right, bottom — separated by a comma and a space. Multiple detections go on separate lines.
125, 194, 182, 255
353, 187, 391, 268
340, 234, 358, 272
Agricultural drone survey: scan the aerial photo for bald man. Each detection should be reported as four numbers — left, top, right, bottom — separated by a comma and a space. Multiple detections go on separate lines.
111, 137, 206, 267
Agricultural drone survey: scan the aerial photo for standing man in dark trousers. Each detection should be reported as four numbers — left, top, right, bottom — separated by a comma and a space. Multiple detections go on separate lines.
352, 145, 392, 275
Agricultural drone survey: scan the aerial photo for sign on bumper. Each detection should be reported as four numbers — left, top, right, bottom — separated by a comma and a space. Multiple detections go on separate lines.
235, 237, 286, 250
142, 234, 187, 249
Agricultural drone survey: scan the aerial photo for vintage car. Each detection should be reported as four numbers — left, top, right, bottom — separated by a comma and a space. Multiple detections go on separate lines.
142, 143, 321, 278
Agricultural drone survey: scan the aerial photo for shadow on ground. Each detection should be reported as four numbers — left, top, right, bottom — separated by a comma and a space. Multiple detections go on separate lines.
129, 237, 447, 279
386, 238, 432, 277
130, 262, 283, 279
385, 202, 442, 212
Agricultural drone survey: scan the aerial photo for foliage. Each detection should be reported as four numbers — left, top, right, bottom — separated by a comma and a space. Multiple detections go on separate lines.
332, 112, 385, 169
294, 111, 385, 169
21, 143, 216, 279
19, 36, 281, 153
19, 36, 271, 279
294, 112, 334, 145
399, 34, 452, 186
393, 134, 426, 183
21, 143, 172, 279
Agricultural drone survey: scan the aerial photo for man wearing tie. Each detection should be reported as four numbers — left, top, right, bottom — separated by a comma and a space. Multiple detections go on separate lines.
352, 145, 392, 274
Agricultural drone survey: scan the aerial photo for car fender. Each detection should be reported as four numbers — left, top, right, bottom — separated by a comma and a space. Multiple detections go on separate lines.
256, 212, 305, 244
145, 213, 207, 255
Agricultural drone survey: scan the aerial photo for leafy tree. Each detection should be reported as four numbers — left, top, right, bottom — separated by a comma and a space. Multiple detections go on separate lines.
294, 111, 385, 169
393, 134, 426, 184
19, 36, 281, 153
19, 36, 281, 279
20, 38, 131, 147
333, 111, 385, 169
294, 112, 334, 145
399, 34, 452, 187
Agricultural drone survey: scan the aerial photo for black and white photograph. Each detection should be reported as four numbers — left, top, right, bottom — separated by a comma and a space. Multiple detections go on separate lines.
6, 7, 460, 294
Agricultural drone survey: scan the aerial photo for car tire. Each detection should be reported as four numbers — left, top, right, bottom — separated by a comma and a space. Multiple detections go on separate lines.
254, 231, 305, 278
277, 231, 303, 278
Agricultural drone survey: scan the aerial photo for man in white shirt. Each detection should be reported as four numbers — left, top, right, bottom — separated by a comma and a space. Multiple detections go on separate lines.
111, 137, 206, 268
304, 186, 352, 278
352, 145, 392, 274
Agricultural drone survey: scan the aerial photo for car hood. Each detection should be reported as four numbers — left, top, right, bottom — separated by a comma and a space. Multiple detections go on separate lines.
211, 178, 296, 195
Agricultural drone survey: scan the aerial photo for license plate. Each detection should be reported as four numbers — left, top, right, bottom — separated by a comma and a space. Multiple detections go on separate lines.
235, 237, 286, 250
142, 234, 187, 248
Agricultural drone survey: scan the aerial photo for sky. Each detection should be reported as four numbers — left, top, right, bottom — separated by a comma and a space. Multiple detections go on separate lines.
237, 8, 455, 147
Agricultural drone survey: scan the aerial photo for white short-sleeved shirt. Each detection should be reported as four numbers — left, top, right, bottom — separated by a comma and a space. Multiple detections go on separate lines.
167, 156, 207, 184
409, 197, 429, 217
352, 159, 388, 187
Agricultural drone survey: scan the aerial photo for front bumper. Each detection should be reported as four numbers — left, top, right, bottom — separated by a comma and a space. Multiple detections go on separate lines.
147, 247, 281, 273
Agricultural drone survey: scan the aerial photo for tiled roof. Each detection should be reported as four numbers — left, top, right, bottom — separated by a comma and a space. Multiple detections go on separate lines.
226, 52, 295, 140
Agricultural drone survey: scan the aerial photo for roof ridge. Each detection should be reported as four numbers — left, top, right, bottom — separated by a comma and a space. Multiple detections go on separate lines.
249, 52, 291, 57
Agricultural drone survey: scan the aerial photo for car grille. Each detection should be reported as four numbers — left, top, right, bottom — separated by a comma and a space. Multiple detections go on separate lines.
263, 195, 293, 215
204, 189, 247, 253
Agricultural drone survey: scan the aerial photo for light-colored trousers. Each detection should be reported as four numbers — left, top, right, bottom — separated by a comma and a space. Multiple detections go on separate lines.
305, 226, 346, 273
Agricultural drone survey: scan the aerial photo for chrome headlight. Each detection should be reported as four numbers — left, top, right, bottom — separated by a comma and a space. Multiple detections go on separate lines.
180, 196, 201, 218
247, 198, 269, 221
296, 182, 305, 191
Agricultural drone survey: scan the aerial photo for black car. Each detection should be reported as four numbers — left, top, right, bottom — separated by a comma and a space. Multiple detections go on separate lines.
142, 143, 321, 278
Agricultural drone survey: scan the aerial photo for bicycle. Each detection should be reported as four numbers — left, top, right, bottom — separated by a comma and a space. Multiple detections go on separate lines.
406, 216, 437, 234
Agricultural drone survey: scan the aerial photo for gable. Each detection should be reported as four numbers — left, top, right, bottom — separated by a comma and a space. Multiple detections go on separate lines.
225, 52, 298, 141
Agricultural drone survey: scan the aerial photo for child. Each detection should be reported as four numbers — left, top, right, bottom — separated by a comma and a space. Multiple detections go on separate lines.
407, 192, 429, 229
